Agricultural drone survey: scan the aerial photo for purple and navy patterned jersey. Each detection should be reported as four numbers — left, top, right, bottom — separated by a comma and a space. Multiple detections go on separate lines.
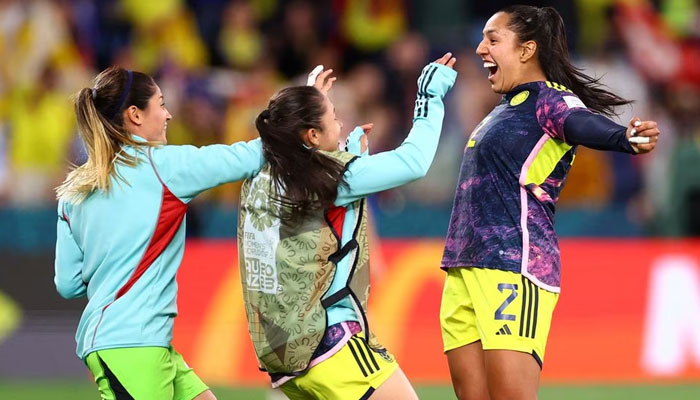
441, 81, 590, 292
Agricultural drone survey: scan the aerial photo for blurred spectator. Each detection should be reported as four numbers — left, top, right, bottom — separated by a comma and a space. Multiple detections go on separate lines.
659, 84, 700, 236
338, 0, 407, 55
124, 0, 209, 73
6, 65, 74, 206
271, 0, 326, 79
218, 1, 264, 69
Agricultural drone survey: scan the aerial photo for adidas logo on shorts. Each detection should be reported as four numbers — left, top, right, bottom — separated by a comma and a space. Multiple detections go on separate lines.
495, 324, 512, 335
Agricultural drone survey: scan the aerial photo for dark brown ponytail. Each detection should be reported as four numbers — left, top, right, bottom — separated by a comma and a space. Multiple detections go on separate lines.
255, 86, 347, 222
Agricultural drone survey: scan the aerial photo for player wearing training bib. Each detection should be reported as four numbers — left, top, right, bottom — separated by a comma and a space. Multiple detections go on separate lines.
54, 67, 264, 400
239, 54, 457, 400
439, 6, 660, 400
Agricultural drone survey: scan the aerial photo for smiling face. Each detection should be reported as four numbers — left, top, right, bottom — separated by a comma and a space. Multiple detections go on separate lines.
137, 85, 172, 143
476, 12, 540, 93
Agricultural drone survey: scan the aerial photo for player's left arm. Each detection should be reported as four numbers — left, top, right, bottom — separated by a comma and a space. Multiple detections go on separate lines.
334, 57, 457, 205
563, 112, 659, 154
54, 202, 87, 299
538, 90, 659, 154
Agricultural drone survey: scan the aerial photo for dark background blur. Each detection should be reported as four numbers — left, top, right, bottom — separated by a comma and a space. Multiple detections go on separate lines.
0, 0, 698, 245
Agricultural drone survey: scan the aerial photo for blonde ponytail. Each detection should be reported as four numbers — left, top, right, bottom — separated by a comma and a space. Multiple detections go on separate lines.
56, 67, 157, 203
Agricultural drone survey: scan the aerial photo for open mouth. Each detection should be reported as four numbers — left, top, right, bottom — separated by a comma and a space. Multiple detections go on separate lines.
483, 61, 498, 80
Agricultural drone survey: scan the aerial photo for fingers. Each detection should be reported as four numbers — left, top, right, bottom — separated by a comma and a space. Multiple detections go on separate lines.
632, 142, 657, 153
433, 52, 457, 69
628, 118, 641, 136
627, 118, 660, 154
446, 56, 457, 68
360, 123, 373, 134
307, 65, 324, 86
633, 121, 660, 144
358, 123, 372, 153
322, 76, 336, 93
312, 68, 336, 94
633, 121, 659, 136
434, 52, 452, 65
317, 69, 333, 84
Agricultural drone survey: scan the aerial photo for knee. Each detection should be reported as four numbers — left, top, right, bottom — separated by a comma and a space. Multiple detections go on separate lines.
454, 383, 490, 400
487, 385, 535, 400
193, 390, 217, 400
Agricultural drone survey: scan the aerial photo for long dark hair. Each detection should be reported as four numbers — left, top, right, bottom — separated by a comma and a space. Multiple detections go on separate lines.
57, 66, 157, 202
255, 86, 347, 222
502, 5, 631, 116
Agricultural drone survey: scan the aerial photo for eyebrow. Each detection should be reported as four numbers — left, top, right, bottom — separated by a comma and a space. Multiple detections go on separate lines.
483, 28, 500, 36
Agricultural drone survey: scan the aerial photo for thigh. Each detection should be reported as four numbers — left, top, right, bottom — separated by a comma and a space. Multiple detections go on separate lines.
484, 350, 540, 400
281, 335, 399, 400
85, 347, 175, 400
465, 269, 559, 400
445, 341, 490, 400
369, 367, 417, 400
440, 267, 480, 353
170, 347, 211, 400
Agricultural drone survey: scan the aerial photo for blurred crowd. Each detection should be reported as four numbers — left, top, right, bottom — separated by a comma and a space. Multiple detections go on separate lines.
0, 0, 698, 236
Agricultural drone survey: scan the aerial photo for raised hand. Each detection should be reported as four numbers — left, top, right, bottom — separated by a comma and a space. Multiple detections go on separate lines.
627, 117, 660, 154
307, 65, 336, 95
434, 52, 457, 69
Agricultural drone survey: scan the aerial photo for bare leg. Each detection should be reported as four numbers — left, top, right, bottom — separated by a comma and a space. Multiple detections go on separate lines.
193, 389, 217, 400
369, 367, 418, 400
446, 341, 490, 400
484, 350, 540, 400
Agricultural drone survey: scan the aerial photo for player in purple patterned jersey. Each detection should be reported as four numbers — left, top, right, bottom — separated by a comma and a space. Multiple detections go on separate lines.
439, 6, 660, 400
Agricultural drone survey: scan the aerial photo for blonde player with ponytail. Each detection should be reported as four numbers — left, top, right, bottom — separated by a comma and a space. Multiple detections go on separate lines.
54, 66, 264, 400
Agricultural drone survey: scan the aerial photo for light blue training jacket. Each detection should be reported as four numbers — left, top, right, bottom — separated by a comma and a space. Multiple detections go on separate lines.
55, 137, 264, 359
323, 62, 457, 325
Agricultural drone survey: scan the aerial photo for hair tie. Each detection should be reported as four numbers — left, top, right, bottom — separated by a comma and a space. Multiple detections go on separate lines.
108, 69, 133, 119
91, 88, 97, 100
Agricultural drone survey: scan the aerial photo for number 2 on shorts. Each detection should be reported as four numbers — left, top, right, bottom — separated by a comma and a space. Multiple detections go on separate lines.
495, 283, 518, 321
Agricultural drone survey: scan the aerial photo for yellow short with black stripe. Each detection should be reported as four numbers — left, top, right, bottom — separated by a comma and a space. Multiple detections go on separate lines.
440, 267, 559, 366
281, 334, 398, 400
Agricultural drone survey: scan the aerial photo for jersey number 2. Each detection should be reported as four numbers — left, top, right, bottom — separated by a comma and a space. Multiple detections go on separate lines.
495, 283, 518, 321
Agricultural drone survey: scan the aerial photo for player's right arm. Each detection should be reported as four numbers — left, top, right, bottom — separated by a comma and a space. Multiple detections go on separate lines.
148, 138, 265, 203
335, 54, 457, 206
54, 200, 87, 299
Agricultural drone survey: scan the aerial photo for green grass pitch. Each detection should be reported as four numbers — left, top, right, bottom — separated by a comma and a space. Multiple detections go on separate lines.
1, 381, 699, 399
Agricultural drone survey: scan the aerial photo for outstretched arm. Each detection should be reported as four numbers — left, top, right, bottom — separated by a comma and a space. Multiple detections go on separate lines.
335, 53, 458, 206
564, 112, 660, 154
149, 138, 265, 203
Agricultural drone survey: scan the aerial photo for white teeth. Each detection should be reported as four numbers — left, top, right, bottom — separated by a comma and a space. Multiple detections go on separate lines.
484, 62, 497, 68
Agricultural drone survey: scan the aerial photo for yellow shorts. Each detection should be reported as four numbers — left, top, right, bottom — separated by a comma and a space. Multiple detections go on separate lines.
281, 334, 398, 400
440, 267, 559, 366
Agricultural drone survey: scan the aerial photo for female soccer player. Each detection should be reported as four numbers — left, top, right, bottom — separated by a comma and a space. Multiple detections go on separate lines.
54, 66, 264, 399
238, 53, 457, 399
439, 6, 660, 400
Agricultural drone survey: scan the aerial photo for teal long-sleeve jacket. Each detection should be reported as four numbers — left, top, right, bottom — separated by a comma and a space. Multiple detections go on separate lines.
325, 62, 457, 325
55, 137, 264, 359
